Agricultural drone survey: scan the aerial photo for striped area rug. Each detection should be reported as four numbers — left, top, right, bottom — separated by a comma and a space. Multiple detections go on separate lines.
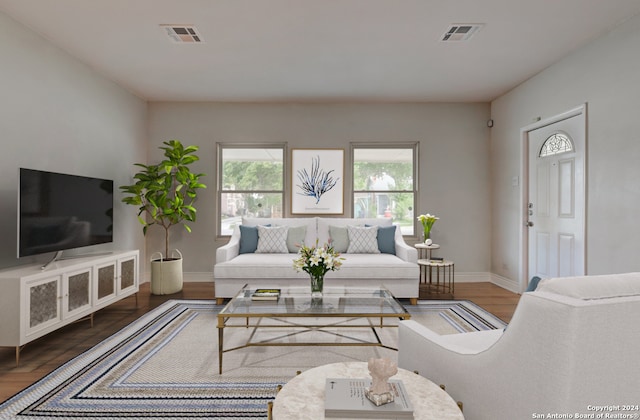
0, 299, 505, 419
409, 300, 507, 334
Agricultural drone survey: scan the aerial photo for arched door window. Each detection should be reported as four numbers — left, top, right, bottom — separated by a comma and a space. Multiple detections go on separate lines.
539, 133, 574, 157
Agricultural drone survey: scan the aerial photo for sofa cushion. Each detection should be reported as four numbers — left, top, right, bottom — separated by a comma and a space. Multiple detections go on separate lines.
347, 225, 380, 254
525, 276, 542, 292
329, 225, 349, 252
214, 253, 418, 280
376, 225, 396, 255
317, 217, 391, 245
536, 272, 640, 300
239, 225, 269, 254
256, 225, 289, 253
284, 225, 307, 253
243, 217, 317, 247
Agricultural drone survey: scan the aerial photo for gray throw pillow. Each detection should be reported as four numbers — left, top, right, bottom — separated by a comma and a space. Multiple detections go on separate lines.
329, 225, 349, 253
285, 225, 307, 253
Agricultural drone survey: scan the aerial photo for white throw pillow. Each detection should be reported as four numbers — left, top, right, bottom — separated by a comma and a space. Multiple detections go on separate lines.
346, 225, 380, 254
256, 225, 289, 253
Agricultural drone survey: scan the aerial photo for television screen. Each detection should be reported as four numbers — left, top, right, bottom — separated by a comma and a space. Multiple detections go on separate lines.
18, 168, 114, 258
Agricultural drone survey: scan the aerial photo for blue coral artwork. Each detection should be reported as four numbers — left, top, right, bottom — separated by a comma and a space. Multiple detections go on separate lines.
291, 149, 344, 214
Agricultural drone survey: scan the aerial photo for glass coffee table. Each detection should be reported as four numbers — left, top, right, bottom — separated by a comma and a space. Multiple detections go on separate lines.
216, 285, 411, 374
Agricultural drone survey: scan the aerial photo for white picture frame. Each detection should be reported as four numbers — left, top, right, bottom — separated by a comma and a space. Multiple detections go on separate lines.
291, 148, 344, 215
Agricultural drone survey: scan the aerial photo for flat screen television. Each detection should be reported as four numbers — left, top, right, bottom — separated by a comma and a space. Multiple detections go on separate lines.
18, 168, 114, 259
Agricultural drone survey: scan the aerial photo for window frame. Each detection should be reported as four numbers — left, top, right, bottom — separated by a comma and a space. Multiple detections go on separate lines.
350, 142, 419, 237
216, 142, 287, 237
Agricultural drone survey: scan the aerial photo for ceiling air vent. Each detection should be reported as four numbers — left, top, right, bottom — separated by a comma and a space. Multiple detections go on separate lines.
161, 25, 203, 43
441, 24, 484, 42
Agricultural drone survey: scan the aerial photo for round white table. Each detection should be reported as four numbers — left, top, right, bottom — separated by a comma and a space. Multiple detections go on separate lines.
414, 242, 441, 260
272, 362, 464, 419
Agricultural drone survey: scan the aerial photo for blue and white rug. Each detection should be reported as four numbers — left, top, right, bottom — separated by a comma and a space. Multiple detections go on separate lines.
409, 300, 507, 334
0, 299, 505, 419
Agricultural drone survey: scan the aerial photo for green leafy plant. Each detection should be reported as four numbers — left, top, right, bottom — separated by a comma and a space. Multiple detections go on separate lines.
120, 140, 206, 258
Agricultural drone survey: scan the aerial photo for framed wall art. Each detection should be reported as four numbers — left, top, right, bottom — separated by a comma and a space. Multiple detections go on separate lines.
291, 148, 344, 214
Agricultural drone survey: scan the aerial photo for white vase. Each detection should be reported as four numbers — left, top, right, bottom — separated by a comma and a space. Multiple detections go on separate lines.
424, 238, 433, 246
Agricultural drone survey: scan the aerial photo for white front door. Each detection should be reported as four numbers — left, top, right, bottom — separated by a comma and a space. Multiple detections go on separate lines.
526, 109, 586, 285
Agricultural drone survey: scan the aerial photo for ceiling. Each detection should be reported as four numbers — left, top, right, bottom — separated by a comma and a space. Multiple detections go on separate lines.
2, 0, 640, 103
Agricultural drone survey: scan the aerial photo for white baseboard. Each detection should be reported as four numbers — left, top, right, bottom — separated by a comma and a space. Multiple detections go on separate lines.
489, 273, 520, 294
455, 272, 491, 283
434, 271, 520, 293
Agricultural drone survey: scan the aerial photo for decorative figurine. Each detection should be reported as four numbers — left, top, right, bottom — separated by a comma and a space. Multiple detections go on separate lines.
365, 357, 398, 406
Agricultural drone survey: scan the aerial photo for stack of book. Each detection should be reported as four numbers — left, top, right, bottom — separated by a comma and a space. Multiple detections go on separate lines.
250, 289, 281, 301
324, 378, 414, 419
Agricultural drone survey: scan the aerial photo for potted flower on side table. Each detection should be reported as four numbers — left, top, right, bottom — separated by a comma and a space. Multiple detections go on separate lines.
417, 213, 439, 245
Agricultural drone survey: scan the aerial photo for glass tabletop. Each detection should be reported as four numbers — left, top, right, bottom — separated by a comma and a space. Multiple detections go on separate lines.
218, 285, 409, 317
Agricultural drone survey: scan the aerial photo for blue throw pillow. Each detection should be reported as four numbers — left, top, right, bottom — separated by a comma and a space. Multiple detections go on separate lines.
239, 224, 270, 254
526, 276, 542, 292
377, 225, 396, 255
366, 224, 396, 255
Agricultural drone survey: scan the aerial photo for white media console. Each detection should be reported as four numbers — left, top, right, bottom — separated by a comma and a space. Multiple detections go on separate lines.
0, 250, 139, 365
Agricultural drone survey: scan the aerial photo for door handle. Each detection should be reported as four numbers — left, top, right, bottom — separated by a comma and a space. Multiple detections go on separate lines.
526, 221, 534, 227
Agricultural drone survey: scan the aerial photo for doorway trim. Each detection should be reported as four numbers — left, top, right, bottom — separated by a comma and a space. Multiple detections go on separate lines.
518, 103, 588, 292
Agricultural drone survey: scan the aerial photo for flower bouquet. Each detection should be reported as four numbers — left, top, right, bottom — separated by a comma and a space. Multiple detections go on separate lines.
417, 213, 439, 244
293, 241, 344, 297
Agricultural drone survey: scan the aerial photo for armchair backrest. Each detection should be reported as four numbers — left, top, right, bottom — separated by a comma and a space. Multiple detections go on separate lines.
399, 272, 640, 419
490, 272, 640, 416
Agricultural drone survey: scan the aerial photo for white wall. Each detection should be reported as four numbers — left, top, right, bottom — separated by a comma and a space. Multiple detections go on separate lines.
0, 12, 147, 270
148, 102, 491, 278
490, 13, 640, 289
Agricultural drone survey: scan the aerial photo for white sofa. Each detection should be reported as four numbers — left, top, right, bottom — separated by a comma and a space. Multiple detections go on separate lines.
214, 217, 419, 303
397, 272, 640, 420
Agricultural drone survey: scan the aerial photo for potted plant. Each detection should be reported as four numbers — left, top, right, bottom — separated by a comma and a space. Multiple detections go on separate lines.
120, 140, 206, 294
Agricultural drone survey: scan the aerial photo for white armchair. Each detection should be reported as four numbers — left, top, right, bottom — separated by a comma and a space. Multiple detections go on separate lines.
398, 272, 640, 420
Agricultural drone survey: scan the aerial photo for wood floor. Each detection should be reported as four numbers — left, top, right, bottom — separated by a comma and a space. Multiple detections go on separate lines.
0, 281, 519, 404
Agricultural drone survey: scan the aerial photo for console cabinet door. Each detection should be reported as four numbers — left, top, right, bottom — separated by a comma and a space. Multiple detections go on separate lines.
25, 275, 62, 339
117, 254, 138, 296
63, 267, 92, 320
94, 261, 117, 305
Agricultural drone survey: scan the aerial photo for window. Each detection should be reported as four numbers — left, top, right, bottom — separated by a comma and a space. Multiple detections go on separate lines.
539, 133, 574, 157
351, 144, 417, 236
217, 144, 285, 236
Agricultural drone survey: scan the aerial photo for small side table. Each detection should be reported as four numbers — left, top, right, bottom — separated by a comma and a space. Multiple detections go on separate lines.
418, 259, 455, 295
415, 243, 440, 260
415, 243, 440, 285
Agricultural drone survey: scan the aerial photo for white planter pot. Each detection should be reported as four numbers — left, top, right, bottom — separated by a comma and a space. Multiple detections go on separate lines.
150, 250, 183, 295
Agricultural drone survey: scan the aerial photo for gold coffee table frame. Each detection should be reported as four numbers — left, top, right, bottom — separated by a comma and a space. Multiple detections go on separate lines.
216, 285, 411, 374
